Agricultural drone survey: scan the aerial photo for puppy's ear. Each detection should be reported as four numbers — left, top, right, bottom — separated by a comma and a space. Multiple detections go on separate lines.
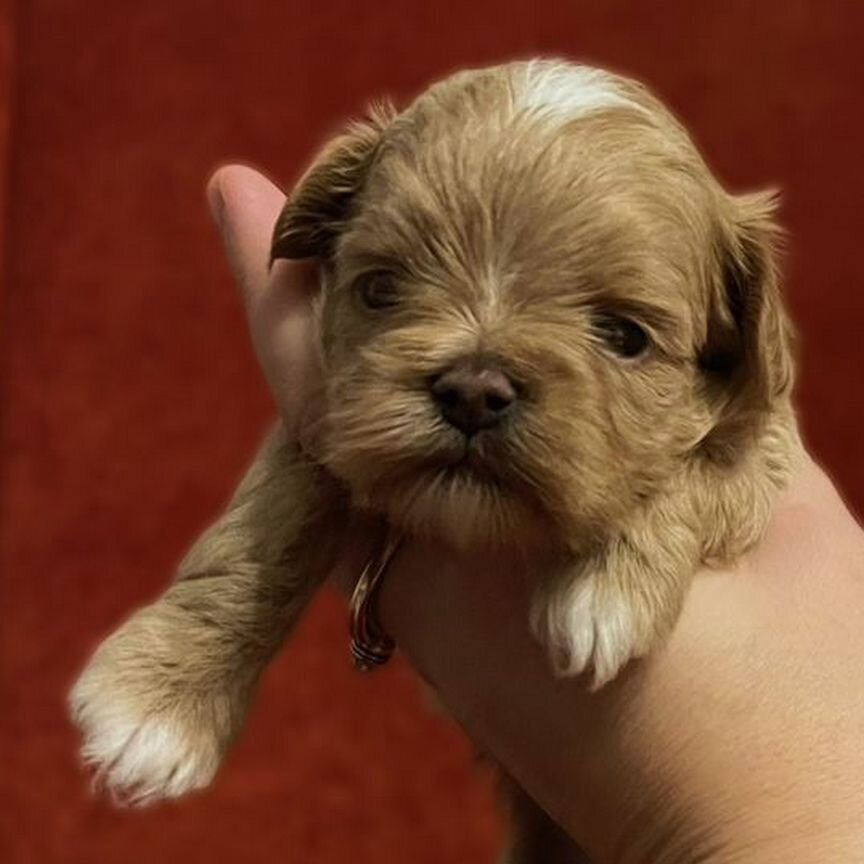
271, 101, 396, 261
699, 191, 794, 460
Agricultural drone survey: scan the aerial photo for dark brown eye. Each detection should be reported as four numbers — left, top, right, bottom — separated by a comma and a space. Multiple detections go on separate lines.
594, 314, 650, 358
357, 272, 399, 310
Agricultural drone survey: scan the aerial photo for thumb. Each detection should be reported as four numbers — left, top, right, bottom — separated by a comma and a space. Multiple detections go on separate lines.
207, 164, 323, 430
206, 164, 286, 308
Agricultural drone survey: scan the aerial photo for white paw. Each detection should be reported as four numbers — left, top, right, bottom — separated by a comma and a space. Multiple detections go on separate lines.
531, 573, 651, 689
70, 665, 223, 805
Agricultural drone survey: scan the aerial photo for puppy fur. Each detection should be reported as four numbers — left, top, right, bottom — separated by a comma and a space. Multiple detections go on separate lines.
70, 60, 799, 857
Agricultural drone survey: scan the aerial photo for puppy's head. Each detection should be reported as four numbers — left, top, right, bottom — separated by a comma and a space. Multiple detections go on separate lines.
273, 61, 793, 550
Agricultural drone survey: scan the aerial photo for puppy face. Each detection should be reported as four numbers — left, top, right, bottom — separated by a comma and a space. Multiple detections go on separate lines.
274, 61, 792, 550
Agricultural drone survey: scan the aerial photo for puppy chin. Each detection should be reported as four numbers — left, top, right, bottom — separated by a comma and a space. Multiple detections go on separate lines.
360, 469, 553, 551
318, 411, 557, 549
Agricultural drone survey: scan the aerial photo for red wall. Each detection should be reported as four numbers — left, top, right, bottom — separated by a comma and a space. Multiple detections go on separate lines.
2, 3, 862, 862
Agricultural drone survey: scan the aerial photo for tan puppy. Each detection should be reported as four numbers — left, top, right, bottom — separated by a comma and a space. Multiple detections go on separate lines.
70, 60, 799, 857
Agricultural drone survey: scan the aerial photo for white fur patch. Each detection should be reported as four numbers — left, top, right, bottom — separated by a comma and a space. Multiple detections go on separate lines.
532, 571, 641, 688
71, 674, 220, 805
518, 60, 638, 122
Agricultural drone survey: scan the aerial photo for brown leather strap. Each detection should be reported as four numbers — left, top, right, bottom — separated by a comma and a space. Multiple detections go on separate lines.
349, 531, 403, 671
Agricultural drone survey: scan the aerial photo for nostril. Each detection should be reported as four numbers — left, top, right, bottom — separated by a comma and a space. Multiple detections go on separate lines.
484, 391, 513, 413
434, 385, 461, 407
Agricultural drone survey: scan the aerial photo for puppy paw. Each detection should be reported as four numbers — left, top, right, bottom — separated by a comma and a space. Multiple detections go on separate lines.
531, 571, 658, 689
69, 609, 245, 804
70, 678, 222, 805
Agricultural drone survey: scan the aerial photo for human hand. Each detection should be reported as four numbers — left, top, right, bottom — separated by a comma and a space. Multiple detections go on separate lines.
207, 164, 864, 864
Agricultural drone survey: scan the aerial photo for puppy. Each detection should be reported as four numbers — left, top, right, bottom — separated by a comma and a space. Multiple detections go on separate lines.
70, 60, 799, 859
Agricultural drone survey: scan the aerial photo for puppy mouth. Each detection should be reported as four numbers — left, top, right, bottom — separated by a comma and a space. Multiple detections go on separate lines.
379, 433, 558, 548
434, 441, 505, 485
423, 439, 551, 513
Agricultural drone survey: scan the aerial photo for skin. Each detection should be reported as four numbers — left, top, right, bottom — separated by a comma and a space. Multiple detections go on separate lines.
207, 164, 864, 864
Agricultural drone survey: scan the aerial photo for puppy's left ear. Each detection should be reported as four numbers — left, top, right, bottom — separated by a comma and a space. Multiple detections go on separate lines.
700, 191, 795, 459
271, 101, 396, 262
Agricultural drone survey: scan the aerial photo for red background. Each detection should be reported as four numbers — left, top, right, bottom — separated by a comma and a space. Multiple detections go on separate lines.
1, 3, 862, 862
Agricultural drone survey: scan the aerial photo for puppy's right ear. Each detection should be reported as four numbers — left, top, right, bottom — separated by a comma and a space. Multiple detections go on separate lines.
271, 102, 396, 262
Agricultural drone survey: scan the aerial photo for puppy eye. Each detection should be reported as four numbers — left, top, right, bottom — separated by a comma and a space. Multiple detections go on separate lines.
357, 272, 399, 310
594, 314, 650, 358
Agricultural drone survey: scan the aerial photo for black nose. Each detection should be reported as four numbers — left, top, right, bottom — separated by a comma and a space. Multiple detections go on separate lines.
429, 361, 517, 435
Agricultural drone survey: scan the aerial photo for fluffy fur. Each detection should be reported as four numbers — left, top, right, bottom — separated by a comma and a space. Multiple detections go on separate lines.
70, 60, 799, 858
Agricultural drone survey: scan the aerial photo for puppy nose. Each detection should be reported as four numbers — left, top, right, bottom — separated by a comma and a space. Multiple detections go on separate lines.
429, 361, 517, 435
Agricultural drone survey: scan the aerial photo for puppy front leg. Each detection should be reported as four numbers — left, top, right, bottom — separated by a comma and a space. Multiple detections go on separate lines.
70, 425, 346, 803
532, 494, 701, 689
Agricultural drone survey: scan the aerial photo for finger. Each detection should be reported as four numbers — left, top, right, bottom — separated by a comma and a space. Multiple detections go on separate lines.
206, 164, 286, 308
207, 164, 323, 421
251, 266, 323, 437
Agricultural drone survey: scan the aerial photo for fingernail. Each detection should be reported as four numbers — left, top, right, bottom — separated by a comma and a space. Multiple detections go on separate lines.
206, 175, 225, 229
